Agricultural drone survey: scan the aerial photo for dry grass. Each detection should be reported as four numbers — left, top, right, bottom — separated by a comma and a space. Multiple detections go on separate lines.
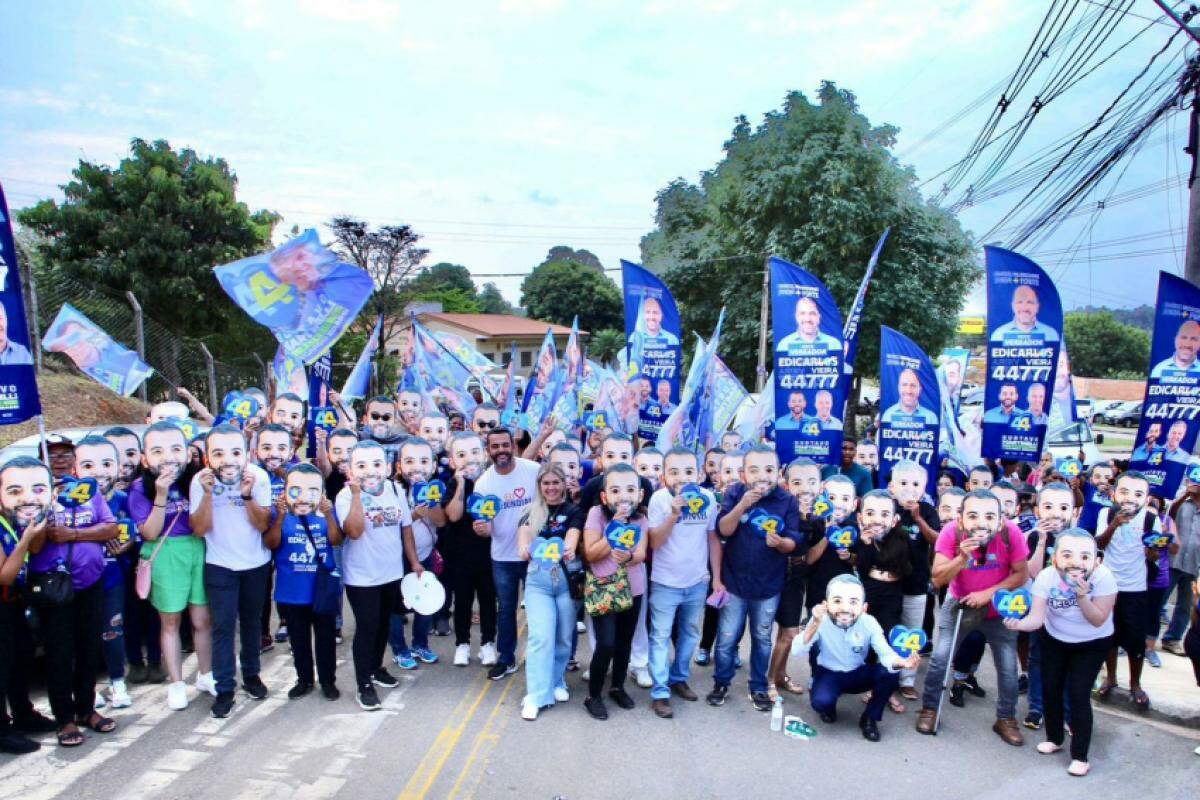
0, 371, 149, 447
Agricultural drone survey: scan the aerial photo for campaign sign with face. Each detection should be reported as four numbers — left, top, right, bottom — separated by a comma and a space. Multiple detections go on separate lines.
1129, 272, 1200, 497
982, 246, 1062, 461
43, 303, 154, 397
0, 183, 42, 424
771, 257, 845, 466
878, 326, 941, 495
623, 260, 682, 424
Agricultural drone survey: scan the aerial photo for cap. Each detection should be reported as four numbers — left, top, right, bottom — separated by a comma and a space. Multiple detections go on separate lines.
45, 434, 75, 450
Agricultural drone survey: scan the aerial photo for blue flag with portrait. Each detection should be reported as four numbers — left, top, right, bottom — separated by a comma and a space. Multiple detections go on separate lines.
1048, 340, 1078, 432
982, 246, 1062, 461
771, 258, 845, 465
878, 326, 941, 494
340, 315, 382, 401
0, 181, 41, 424
520, 328, 561, 432
272, 345, 308, 398
43, 304, 154, 397
1129, 272, 1200, 497
214, 229, 373, 364
843, 228, 889, 373
499, 343, 520, 427
305, 352, 332, 459
409, 318, 478, 419
552, 317, 583, 427
623, 259, 682, 406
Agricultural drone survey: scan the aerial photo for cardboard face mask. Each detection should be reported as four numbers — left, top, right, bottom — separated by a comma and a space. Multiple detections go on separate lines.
286, 473, 324, 516
825, 582, 865, 629
1052, 534, 1098, 586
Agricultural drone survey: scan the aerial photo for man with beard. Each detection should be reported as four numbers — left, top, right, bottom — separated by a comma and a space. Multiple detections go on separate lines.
795, 575, 920, 741
916, 489, 1030, 745
821, 438, 873, 502
888, 460, 941, 702
548, 442, 584, 502
419, 413, 454, 480
266, 392, 306, 446
316, 428, 358, 500
104, 426, 142, 493
1076, 462, 1114, 535
397, 390, 424, 434
190, 424, 273, 718
701, 447, 724, 491
634, 447, 664, 493
358, 396, 407, 474
254, 423, 295, 648
74, 436, 136, 710
983, 384, 1021, 425
443, 432, 498, 666
388, 438, 444, 670
0, 458, 57, 753
470, 403, 502, 437
335, 441, 414, 711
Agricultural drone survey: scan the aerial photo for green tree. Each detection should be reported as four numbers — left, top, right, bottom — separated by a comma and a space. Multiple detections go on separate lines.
587, 329, 625, 365
415, 287, 481, 314
1064, 311, 1150, 378
640, 84, 977, 403
410, 262, 476, 296
17, 138, 280, 359
478, 282, 514, 314
520, 261, 623, 332
538, 246, 603, 272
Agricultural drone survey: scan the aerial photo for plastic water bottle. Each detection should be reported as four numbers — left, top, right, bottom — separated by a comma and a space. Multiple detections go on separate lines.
770, 697, 784, 732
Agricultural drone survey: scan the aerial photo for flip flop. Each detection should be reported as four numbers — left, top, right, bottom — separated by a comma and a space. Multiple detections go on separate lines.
75, 713, 116, 734
1094, 682, 1117, 702
899, 686, 920, 701
57, 726, 85, 747
887, 696, 906, 714
779, 675, 806, 695
1130, 689, 1150, 711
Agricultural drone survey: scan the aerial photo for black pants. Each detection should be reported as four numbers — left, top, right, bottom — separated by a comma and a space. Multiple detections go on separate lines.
1185, 623, 1200, 685
452, 560, 496, 647
862, 577, 903, 637
346, 581, 402, 688
205, 562, 270, 696
0, 596, 39, 729
279, 603, 337, 687
122, 580, 161, 666
38, 581, 104, 725
588, 595, 642, 698
1041, 632, 1110, 763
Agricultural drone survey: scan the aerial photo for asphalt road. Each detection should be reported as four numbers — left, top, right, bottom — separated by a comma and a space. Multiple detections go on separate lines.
1, 616, 1196, 800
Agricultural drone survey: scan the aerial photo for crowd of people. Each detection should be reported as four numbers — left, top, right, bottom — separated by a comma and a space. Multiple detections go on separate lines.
1, 386, 1198, 779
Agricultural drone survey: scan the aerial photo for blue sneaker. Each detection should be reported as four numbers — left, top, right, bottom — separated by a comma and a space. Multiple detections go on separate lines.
412, 647, 438, 665
734, 654, 743, 669
694, 649, 711, 666
393, 650, 418, 670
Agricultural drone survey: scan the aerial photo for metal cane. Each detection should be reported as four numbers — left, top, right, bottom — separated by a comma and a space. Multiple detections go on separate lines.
932, 606, 965, 735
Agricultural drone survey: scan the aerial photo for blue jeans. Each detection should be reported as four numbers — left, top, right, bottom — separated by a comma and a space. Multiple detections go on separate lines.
523, 561, 574, 707
102, 578, 126, 681
921, 598, 1019, 719
204, 562, 270, 695
389, 555, 435, 655
1163, 568, 1196, 642
714, 591, 779, 694
1027, 630, 1043, 715
493, 560, 527, 666
648, 580, 707, 700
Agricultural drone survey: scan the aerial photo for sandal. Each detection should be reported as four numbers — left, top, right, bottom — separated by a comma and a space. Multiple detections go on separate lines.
75, 713, 116, 734
57, 725, 85, 747
887, 695, 906, 714
1130, 689, 1150, 711
779, 675, 805, 695
899, 686, 920, 701
1094, 682, 1117, 702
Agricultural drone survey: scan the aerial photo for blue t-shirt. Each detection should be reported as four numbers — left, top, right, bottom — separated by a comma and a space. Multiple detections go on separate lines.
273, 513, 335, 606
103, 490, 133, 590
1077, 485, 1111, 535
718, 484, 804, 601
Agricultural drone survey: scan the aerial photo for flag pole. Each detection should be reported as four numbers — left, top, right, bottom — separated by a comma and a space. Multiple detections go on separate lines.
36, 414, 50, 464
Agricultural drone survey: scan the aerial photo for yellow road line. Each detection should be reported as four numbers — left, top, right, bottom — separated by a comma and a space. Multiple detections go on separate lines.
446, 673, 519, 799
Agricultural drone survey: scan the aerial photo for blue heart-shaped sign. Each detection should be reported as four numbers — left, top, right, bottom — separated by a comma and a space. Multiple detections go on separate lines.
116, 517, 138, 545
223, 392, 261, 422
311, 406, 338, 433
413, 479, 446, 507
532, 536, 564, 564
825, 525, 858, 550
1142, 531, 1170, 549
1188, 463, 1200, 484
993, 588, 1032, 620
58, 477, 98, 508
811, 492, 833, 520
888, 625, 927, 657
466, 493, 501, 521
1055, 457, 1082, 479
678, 483, 711, 517
604, 519, 641, 551
583, 411, 609, 432
747, 508, 784, 538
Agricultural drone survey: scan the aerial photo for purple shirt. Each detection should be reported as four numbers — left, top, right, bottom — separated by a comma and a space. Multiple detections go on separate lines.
29, 494, 115, 590
128, 479, 191, 537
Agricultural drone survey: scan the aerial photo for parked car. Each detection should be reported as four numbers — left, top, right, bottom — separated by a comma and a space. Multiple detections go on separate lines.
1097, 402, 1142, 428
1045, 421, 1106, 467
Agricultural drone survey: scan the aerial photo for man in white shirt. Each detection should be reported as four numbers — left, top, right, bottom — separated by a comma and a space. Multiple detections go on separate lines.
190, 424, 273, 718
473, 428, 539, 680
646, 447, 719, 718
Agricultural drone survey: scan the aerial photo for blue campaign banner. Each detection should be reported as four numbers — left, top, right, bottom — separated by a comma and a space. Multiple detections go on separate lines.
982, 246, 1062, 461
1129, 272, 1200, 497
707, 353, 749, 446
771, 258, 845, 465
0, 181, 41, 424
878, 326, 941, 494
43, 304, 154, 397
843, 228, 889, 373
553, 317, 583, 427
433, 330, 501, 402
622, 260, 682, 403
520, 328, 560, 432
1048, 340, 1078, 432
214, 229, 373, 364
410, 319, 478, 419
499, 343, 519, 427
305, 352, 332, 459
340, 315, 382, 401
272, 345, 308, 398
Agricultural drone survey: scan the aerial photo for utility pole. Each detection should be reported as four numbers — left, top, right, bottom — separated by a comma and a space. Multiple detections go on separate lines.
1153, 2, 1200, 283
755, 258, 771, 393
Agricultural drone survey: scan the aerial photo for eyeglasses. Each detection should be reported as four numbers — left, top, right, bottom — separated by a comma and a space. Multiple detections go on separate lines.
476, 420, 498, 429
369, 413, 393, 422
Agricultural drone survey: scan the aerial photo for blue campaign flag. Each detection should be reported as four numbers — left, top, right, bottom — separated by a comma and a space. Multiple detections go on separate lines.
771, 257, 845, 465
409, 318, 479, 419
705, 352, 749, 450
553, 317, 583, 426
1129, 272, 1200, 497
843, 228, 889, 373
1048, 340, 1078, 432
622, 260, 682, 402
878, 326, 941, 495
937, 347, 979, 476
981, 246, 1063, 461
0, 181, 41, 424
433, 330, 501, 403
656, 310, 724, 452
272, 346, 309, 398
341, 315, 382, 401
499, 343, 520, 426
520, 328, 561, 432
214, 229, 373, 364
734, 372, 774, 444
43, 304, 154, 397
305, 352, 332, 459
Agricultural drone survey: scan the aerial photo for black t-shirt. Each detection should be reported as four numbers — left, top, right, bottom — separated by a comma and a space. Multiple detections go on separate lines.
806, 521, 854, 607
519, 501, 580, 539
441, 475, 491, 565
897, 501, 939, 595
854, 527, 913, 583
574, 472, 654, 530
325, 470, 347, 504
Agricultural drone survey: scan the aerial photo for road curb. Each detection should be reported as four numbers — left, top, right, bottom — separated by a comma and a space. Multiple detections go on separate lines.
1097, 685, 1200, 730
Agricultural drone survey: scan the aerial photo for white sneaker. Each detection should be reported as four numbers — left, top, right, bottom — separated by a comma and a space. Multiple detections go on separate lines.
167, 681, 189, 710
582, 669, 590, 681
576, 620, 586, 633
94, 690, 107, 709
479, 642, 498, 666
634, 667, 652, 689
454, 644, 471, 666
554, 686, 569, 703
109, 679, 132, 709
521, 697, 539, 721
195, 672, 218, 697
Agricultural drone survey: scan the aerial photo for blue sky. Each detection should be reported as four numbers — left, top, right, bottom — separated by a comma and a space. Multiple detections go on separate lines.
1, 0, 1191, 314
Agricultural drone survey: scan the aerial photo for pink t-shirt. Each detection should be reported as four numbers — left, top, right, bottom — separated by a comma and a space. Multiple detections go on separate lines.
936, 519, 1029, 616
584, 505, 647, 597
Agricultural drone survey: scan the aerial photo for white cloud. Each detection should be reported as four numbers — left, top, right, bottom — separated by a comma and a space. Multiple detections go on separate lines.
295, 0, 401, 23
499, 0, 566, 14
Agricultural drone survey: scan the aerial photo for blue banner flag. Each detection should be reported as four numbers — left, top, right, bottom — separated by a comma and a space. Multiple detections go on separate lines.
272, 345, 308, 398
214, 229, 373, 364
340, 315, 382, 401
553, 317, 583, 427
623, 260, 682, 402
499, 343, 520, 427
42, 304, 153, 397
305, 352, 332, 459
0, 181, 41, 423
981, 246, 1063, 461
734, 372, 774, 444
878, 326, 941, 495
656, 311, 725, 452
433, 330, 502, 402
843, 228, 889, 373
1048, 340, 1078, 432
707, 353, 750, 448
520, 328, 560, 432
1129, 272, 1200, 497
771, 257, 845, 465
409, 318, 479, 419
937, 348, 979, 476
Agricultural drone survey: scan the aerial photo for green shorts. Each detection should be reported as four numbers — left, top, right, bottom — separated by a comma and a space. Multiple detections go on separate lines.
144, 535, 207, 613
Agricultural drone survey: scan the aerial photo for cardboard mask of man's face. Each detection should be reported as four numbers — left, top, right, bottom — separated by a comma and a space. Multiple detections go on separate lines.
286, 471, 324, 516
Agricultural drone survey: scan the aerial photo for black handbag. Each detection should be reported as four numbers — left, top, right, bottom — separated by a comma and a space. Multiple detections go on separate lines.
564, 556, 585, 601
300, 517, 342, 617
27, 543, 74, 608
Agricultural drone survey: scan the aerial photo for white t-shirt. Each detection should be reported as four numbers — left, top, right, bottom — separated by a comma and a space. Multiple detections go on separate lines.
646, 486, 717, 589
1096, 507, 1158, 592
402, 483, 438, 562
190, 464, 272, 571
1031, 564, 1118, 643
473, 458, 539, 563
335, 480, 413, 587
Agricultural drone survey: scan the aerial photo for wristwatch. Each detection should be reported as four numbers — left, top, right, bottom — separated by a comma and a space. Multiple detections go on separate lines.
241, 494, 254, 502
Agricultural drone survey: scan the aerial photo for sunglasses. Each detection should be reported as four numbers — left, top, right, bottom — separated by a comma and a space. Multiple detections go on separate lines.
476, 420, 498, 429
369, 413, 393, 422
